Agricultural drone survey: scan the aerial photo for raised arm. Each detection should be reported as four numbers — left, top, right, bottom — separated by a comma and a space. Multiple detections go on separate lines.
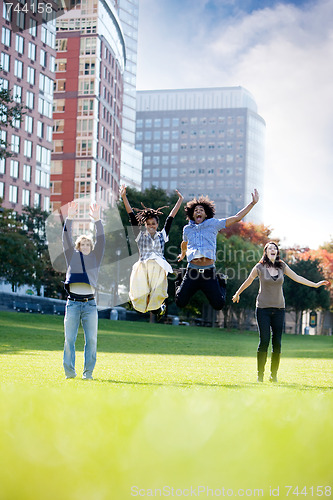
62, 201, 78, 262
168, 190, 184, 218
120, 184, 133, 214
284, 264, 330, 288
90, 203, 105, 263
232, 266, 258, 303
177, 241, 188, 262
225, 189, 259, 228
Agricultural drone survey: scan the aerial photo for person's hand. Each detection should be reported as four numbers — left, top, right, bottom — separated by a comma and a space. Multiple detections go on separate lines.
316, 280, 330, 288
232, 292, 240, 303
67, 201, 78, 219
120, 184, 126, 199
175, 189, 184, 201
251, 189, 259, 205
177, 252, 186, 262
89, 203, 100, 221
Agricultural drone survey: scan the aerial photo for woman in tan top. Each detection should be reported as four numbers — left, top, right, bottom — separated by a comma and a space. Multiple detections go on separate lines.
232, 242, 329, 383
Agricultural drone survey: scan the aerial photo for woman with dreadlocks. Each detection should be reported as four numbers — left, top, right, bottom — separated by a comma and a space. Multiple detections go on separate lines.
176, 189, 259, 310
120, 185, 184, 316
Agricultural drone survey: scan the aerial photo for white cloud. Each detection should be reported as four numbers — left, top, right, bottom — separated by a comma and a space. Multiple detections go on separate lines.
137, 0, 333, 248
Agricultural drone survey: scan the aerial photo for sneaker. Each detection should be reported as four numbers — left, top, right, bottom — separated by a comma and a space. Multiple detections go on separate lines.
157, 303, 166, 322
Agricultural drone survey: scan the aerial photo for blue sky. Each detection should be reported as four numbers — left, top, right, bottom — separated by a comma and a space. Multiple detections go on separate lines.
136, 0, 333, 249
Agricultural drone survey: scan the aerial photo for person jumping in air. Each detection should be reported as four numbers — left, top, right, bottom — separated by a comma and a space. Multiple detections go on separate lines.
62, 201, 105, 380
176, 189, 259, 310
120, 185, 184, 319
232, 241, 329, 383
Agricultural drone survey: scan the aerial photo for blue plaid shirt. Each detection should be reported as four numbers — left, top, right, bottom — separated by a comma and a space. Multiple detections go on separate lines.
183, 217, 226, 262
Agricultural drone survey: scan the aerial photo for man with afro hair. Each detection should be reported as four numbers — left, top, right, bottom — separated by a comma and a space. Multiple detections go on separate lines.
176, 189, 259, 310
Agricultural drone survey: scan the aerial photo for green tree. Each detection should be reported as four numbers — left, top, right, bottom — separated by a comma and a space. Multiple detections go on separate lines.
216, 234, 261, 328
0, 84, 26, 159
0, 206, 37, 291
19, 206, 65, 297
284, 258, 330, 334
0, 204, 65, 296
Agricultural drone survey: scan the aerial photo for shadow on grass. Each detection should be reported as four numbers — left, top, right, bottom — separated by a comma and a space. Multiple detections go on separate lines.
1, 312, 332, 359
93, 378, 333, 392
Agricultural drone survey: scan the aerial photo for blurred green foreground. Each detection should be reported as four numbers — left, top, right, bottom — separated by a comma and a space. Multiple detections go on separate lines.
0, 312, 332, 500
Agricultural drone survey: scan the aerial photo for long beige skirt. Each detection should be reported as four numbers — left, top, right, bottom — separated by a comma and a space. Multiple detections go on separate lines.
129, 260, 168, 313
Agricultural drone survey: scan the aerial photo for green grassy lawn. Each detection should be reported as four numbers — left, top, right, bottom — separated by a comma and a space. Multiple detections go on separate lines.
0, 311, 332, 500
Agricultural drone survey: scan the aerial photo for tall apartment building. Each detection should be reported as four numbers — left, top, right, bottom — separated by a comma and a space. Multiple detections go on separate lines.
136, 87, 265, 223
50, 0, 126, 229
117, 0, 142, 190
0, 1, 57, 212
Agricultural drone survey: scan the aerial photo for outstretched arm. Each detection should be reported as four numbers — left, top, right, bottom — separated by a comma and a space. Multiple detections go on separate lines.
120, 184, 133, 214
232, 266, 258, 303
225, 189, 259, 228
169, 190, 184, 218
284, 264, 330, 288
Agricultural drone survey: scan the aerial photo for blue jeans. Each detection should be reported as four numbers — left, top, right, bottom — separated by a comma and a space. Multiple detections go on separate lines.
63, 299, 98, 379
256, 307, 285, 353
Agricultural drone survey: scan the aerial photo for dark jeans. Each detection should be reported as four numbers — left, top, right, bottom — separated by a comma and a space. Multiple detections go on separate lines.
256, 307, 285, 353
175, 267, 226, 310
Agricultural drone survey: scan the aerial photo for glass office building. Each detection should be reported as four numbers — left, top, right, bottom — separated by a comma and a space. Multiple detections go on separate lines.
136, 87, 265, 222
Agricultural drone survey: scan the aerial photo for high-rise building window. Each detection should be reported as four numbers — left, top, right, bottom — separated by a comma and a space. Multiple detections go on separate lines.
53, 140, 63, 153
25, 115, 33, 134
53, 119, 65, 133
28, 42, 36, 61
10, 160, 19, 178
16, 10, 25, 30
46, 126, 52, 142
55, 59, 67, 72
56, 38, 67, 51
11, 135, 20, 153
53, 99, 65, 113
51, 160, 63, 175
0, 158, 5, 174
23, 164, 31, 182
78, 79, 94, 95
0, 181, 4, 199
27, 66, 35, 85
79, 58, 95, 75
3, 2, 12, 21
1, 52, 10, 71
13, 84, 22, 103
0, 130, 7, 150
44, 196, 50, 212
9, 185, 18, 203
34, 192, 41, 207
29, 18, 37, 36
40, 49, 46, 67
22, 189, 30, 206
26, 91, 34, 110
37, 121, 44, 138
1, 26, 11, 46
24, 139, 32, 158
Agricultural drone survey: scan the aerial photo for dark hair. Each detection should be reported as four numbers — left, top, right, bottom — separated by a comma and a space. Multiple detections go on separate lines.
259, 241, 283, 268
184, 195, 215, 221
133, 203, 168, 226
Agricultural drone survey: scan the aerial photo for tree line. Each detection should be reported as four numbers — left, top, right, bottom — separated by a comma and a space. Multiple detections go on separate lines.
0, 188, 331, 332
